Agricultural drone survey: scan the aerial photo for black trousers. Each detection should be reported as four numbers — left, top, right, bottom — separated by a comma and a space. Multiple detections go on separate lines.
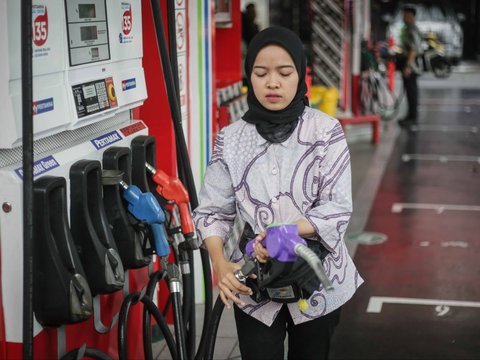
403, 72, 418, 120
234, 304, 341, 360
397, 56, 419, 120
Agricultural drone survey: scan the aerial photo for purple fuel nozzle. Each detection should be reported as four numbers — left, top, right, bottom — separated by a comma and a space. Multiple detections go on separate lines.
246, 224, 306, 262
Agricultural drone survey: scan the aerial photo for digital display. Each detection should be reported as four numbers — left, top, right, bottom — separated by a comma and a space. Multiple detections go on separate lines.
80, 26, 98, 41
91, 47, 99, 59
78, 4, 96, 18
82, 84, 97, 99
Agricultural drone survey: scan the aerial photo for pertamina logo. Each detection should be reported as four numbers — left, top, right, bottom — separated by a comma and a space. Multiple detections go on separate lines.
32, 5, 48, 47
32, 97, 54, 115
122, 78, 136, 91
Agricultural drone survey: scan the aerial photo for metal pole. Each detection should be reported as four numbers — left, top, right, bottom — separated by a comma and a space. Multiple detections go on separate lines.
21, 0, 34, 357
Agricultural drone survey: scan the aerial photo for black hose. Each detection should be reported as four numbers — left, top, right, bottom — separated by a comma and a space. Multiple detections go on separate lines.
143, 271, 177, 360
199, 249, 213, 344
167, 0, 180, 99
149, 0, 188, 189
118, 292, 140, 360
21, 0, 34, 358
60, 347, 112, 360
205, 297, 228, 360
149, 0, 213, 354
195, 296, 225, 360
166, 264, 187, 360
179, 245, 195, 359
119, 290, 179, 360
142, 295, 179, 360
163, 294, 172, 317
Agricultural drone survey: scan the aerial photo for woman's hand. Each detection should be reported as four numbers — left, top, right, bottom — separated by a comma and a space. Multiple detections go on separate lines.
212, 258, 253, 309
253, 231, 269, 263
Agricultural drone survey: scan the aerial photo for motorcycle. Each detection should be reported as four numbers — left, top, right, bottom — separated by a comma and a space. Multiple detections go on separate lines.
420, 31, 452, 78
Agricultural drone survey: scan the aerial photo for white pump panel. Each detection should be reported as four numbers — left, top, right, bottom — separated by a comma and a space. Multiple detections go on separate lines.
0, 0, 146, 149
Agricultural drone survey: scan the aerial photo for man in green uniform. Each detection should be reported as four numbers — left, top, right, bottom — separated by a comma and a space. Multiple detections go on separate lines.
397, 5, 422, 127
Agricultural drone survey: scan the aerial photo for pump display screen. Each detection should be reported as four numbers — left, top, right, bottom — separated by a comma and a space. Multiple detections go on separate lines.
79, 4, 96, 19
80, 26, 98, 41
66, 0, 109, 66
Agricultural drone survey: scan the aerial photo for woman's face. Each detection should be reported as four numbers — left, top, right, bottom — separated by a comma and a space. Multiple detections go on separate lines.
250, 44, 299, 111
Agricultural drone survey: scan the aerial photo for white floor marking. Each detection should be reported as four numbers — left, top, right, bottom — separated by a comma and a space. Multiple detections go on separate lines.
401, 154, 480, 164
391, 203, 480, 214
409, 124, 478, 133
367, 296, 480, 313
435, 305, 450, 317
420, 98, 480, 105
441, 241, 469, 248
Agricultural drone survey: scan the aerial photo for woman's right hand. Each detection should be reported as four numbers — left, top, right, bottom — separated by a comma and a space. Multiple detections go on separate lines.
253, 231, 269, 263
212, 258, 253, 309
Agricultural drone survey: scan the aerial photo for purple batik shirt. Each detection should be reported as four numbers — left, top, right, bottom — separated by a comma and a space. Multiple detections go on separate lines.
193, 107, 364, 326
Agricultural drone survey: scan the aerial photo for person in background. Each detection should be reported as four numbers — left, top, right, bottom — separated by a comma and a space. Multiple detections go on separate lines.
242, 3, 259, 46
397, 4, 422, 127
241, 3, 260, 86
193, 26, 363, 360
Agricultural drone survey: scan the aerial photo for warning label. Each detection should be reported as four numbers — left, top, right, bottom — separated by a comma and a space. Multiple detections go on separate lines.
119, 122, 146, 136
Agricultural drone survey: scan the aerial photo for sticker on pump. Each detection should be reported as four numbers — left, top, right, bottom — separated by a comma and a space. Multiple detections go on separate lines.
91, 131, 122, 150
15, 155, 59, 179
32, 5, 48, 47
120, 122, 146, 137
119, 3, 133, 44
33, 97, 54, 115
122, 78, 136, 91
32, 5, 52, 58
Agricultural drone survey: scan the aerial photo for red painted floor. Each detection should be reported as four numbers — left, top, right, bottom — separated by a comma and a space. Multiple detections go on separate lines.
330, 87, 480, 359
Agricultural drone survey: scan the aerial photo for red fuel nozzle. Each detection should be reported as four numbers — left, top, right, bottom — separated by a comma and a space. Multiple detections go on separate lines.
145, 162, 195, 238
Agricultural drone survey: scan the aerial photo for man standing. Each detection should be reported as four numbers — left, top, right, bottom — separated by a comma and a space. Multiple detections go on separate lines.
397, 5, 422, 127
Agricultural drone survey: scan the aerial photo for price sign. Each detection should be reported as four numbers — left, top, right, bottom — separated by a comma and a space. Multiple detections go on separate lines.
122, 5, 132, 35
33, 6, 48, 46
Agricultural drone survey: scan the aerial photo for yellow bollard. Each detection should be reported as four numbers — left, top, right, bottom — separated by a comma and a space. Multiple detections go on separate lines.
309, 85, 327, 108
319, 87, 339, 117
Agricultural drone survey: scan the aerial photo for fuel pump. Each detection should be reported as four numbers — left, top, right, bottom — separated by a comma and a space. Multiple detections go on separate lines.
0, 0, 155, 357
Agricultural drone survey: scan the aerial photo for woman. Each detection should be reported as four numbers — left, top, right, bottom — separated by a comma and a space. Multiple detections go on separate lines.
193, 26, 363, 360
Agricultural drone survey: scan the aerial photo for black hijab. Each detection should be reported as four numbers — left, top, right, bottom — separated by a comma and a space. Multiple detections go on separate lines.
242, 26, 308, 143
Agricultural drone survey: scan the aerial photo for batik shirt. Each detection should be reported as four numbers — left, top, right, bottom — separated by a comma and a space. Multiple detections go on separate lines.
193, 106, 363, 326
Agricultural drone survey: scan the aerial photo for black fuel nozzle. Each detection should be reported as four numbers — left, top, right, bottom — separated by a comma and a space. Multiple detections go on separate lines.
233, 258, 258, 283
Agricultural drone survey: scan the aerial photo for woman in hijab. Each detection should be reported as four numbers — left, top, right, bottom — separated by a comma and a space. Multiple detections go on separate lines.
193, 26, 363, 359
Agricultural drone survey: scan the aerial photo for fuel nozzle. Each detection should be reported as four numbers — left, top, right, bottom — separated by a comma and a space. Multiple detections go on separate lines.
246, 224, 333, 292
145, 162, 197, 249
102, 170, 170, 258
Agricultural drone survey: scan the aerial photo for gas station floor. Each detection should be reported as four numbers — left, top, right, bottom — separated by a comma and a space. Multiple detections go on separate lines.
154, 63, 480, 359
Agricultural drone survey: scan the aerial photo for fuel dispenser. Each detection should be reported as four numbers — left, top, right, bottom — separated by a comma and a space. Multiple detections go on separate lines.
0, 0, 158, 358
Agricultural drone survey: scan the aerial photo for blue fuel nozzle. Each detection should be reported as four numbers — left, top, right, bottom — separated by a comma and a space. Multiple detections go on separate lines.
119, 181, 170, 257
